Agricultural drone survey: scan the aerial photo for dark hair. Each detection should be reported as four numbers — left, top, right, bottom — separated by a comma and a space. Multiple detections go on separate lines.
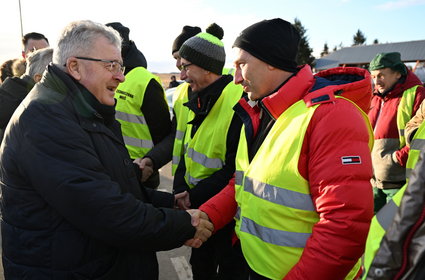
22, 32, 49, 48
0, 59, 17, 83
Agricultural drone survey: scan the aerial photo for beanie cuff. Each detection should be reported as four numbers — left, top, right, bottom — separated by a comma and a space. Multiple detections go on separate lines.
180, 45, 224, 75
234, 39, 297, 72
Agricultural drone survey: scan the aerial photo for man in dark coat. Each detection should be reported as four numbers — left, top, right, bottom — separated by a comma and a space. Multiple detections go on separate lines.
0, 47, 53, 142
0, 20, 212, 280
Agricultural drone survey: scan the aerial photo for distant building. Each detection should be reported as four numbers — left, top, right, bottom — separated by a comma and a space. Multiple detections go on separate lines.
314, 40, 425, 82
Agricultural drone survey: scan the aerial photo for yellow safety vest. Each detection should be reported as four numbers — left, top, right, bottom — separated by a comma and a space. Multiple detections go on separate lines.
172, 82, 190, 175
183, 82, 242, 188
235, 96, 373, 280
114, 67, 165, 159
397, 85, 421, 148
363, 116, 425, 279
222, 67, 235, 76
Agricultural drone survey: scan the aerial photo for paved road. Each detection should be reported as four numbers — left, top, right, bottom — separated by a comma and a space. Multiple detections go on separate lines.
0, 162, 192, 280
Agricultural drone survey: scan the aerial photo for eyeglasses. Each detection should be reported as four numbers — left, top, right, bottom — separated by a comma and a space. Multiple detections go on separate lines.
179, 63, 193, 71
75, 56, 125, 74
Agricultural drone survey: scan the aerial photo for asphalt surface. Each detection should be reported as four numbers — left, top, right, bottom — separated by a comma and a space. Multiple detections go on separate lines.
0, 162, 193, 280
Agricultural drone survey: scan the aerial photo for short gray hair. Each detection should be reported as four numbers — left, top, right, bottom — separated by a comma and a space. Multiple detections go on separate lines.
25, 48, 53, 78
53, 20, 122, 71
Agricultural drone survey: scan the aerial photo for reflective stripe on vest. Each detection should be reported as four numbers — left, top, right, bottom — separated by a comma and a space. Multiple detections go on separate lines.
362, 185, 406, 279
172, 83, 190, 175
397, 85, 420, 148
115, 67, 162, 158
236, 171, 315, 212
235, 96, 372, 279
405, 120, 425, 178
183, 82, 243, 188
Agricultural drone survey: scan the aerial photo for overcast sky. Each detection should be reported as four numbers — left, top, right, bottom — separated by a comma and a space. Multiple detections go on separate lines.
1, 0, 425, 73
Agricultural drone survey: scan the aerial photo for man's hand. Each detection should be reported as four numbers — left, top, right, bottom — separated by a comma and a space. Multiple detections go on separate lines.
175, 191, 191, 210
184, 209, 214, 248
133, 157, 154, 182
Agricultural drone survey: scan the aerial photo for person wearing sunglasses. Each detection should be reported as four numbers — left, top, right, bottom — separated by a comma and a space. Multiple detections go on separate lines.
0, 20, 213, 280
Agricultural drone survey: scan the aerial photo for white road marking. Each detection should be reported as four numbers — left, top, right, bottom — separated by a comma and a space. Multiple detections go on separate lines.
170, 256, 193, 280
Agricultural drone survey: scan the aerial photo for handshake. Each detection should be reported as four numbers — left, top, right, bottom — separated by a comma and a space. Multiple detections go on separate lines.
175, 191, 214, 248
184, 209, 214, 248
133, 158, 215, 248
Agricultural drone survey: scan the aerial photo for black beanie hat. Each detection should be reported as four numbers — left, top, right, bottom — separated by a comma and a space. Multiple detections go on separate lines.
106, 22, 130, 44
172, 25, 202, 54
179, 23, 226, 75
233, 18, 300, 72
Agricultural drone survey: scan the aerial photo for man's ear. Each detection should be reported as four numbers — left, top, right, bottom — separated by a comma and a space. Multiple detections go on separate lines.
66, 57, 82, 80
267, 64, 276, 71
33, 73, 42, 83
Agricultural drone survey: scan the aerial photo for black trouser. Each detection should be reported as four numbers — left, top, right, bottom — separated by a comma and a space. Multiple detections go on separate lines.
190, 221, 249, 280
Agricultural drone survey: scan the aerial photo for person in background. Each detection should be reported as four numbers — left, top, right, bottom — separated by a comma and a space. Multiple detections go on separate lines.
0, 20, 213, 280
12, 58, 26, 77
368, 52, 425, 212
0, 47, 53, 142
198, 18, 375, 280
21, 32, 49, 59
0, 59, 17, 83
106, 22, 169, 189
134, 25, 202, 184
168, 75, 180, 88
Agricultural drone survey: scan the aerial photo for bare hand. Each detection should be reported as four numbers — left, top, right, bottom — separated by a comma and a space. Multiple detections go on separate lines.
175, 191, 191, 210
184, 209, 213, 248
133, 157, 154, 182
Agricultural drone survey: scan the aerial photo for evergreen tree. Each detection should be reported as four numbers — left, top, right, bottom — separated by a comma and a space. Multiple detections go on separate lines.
293, 18, 315, 66
353, 29, 367, 45
320, 43, 329, 57
373, 39, 379, 44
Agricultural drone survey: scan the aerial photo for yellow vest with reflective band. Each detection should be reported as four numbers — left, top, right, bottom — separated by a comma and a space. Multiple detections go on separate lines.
397, 85, 421, 148
183, 82, 242, 188
114, 67, 165, 159
405, 117, 425, 179
234, 96, 372, 280
362, 116, 425, 279
172, 82, 190, 175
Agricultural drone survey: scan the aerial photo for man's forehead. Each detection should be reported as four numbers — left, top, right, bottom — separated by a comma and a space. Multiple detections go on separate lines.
371, 68, 393, 75
26, 39, 49, 50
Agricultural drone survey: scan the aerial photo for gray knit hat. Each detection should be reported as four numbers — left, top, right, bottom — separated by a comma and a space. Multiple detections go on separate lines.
179, 23, 225, 75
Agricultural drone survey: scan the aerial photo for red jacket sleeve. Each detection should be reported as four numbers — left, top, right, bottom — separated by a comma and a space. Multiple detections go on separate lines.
284, 99, 374, 280
199, 177, 237, 233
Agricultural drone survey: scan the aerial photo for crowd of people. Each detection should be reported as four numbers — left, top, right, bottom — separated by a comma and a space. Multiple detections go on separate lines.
0, 17, 424, 280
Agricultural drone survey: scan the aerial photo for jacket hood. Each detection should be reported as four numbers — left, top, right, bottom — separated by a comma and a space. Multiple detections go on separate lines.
314, 67, 373, 113
122, 41, 147, 73
260, 65, 372, 120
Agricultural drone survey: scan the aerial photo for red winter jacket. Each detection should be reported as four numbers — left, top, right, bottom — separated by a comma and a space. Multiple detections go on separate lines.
368, 69, 425, 189
200, 65, 374, 280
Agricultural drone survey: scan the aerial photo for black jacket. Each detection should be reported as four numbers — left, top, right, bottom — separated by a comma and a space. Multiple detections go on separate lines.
0, 75, 35, 129
0, 65, 195, 280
